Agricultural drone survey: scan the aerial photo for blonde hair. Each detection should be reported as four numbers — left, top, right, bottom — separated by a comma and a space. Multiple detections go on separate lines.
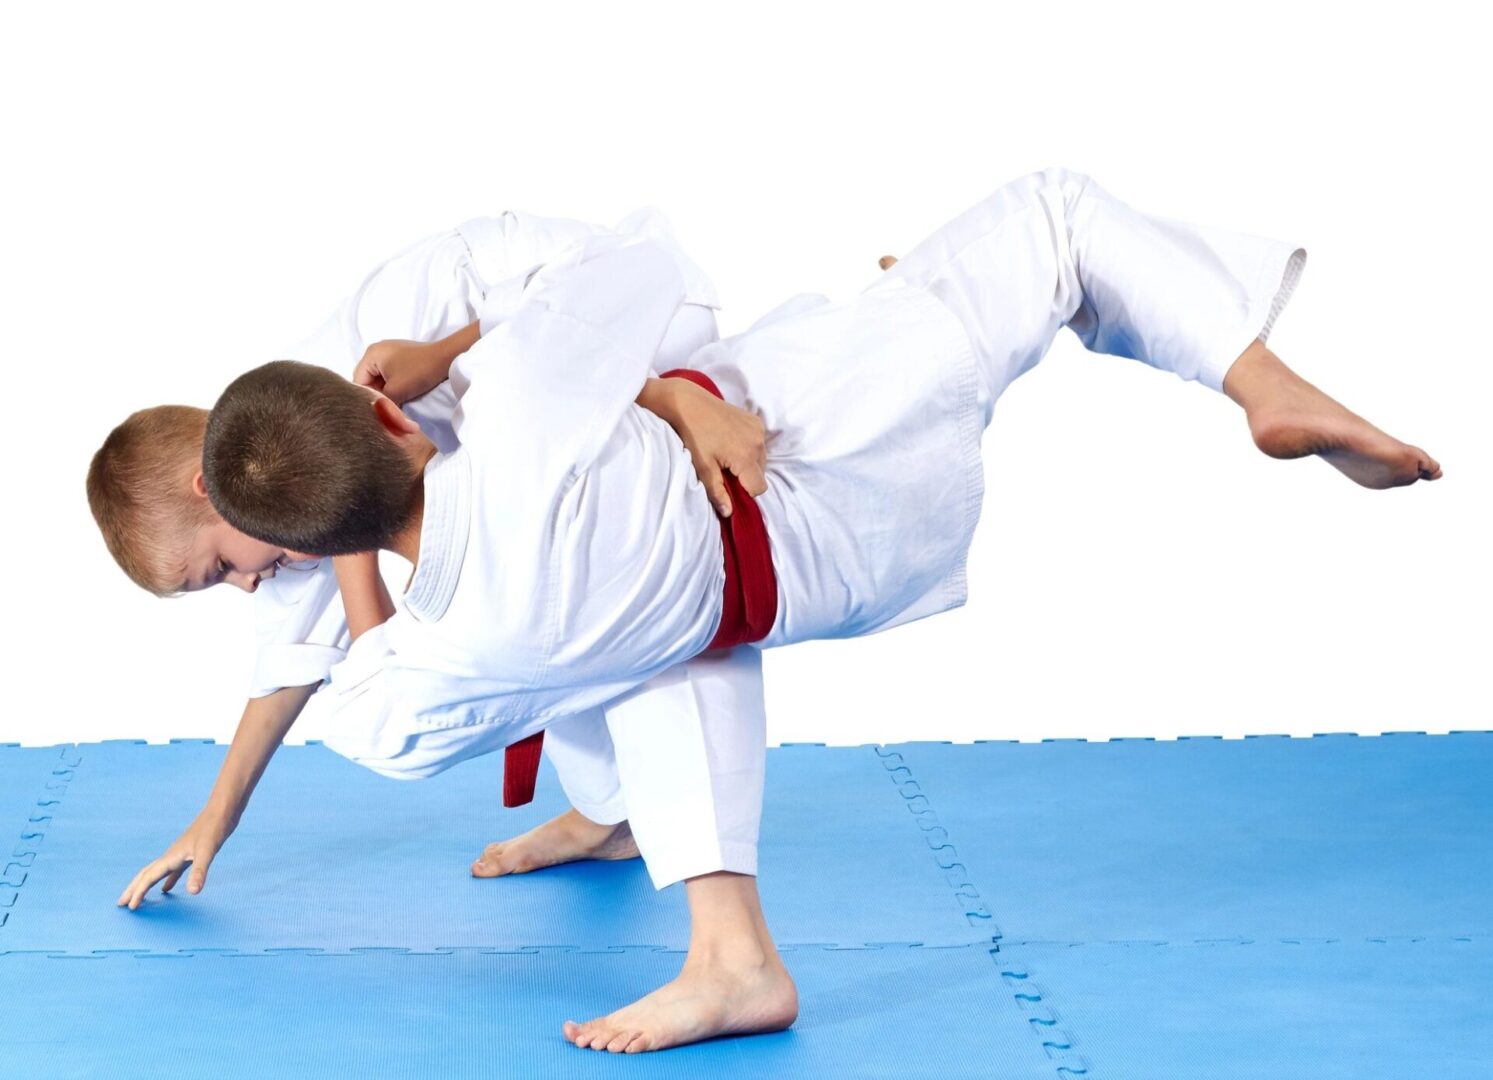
86, 405, 216, 596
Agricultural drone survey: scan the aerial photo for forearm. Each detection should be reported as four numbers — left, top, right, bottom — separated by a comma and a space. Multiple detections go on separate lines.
202, 683, 317, 827
334, 552, 396, 641
635, 375, 682, 418
433, 320, 481, 371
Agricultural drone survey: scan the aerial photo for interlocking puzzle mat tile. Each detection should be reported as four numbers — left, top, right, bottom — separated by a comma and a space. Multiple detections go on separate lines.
995, 938, 1493, 1078
0, 944, 1057, 1080
0, 745, 73, 840
1, 742, 976, 954
883, 733, 1493, 943
1, 746, 79, 929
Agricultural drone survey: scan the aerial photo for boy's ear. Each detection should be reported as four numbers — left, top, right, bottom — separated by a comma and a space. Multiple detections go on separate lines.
191, 471, 210, 499
371, 394, 422, 437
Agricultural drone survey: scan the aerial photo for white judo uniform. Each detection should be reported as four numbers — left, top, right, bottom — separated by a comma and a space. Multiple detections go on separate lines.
245, 208, 764, 889
314, 167, 1307, 888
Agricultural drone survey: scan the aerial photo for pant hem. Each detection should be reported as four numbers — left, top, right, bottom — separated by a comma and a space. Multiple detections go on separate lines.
646, 841, 759, 891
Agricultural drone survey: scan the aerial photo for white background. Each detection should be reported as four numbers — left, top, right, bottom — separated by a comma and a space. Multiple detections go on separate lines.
2, 1, 1486, 750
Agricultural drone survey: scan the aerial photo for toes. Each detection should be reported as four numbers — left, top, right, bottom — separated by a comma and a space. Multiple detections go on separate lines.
472, 840, 533, 877
567, 1018, 617, 1051
623, 1033, 652, 1053
1395, 446, 1443, 485
470, 857, 504, 878
471, 843, 503, 876
604, 1030, 636, 1053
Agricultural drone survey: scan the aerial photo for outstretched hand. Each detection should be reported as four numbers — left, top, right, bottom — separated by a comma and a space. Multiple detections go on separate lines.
117, 811, 233, 910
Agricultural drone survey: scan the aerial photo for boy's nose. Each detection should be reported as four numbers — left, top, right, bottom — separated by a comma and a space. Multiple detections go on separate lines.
227, 571, 260, 593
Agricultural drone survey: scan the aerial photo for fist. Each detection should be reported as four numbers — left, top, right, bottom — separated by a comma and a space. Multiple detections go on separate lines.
353, 340, 448, 404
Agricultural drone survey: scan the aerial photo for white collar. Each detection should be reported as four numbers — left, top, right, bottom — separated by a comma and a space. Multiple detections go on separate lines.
404, 448, 471, 622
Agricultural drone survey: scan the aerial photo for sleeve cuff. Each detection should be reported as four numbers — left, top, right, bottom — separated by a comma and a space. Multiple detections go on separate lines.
248, 643, 348, 698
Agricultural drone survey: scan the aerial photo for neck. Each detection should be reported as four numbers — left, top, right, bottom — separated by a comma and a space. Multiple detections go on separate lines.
386, 444, 436, 566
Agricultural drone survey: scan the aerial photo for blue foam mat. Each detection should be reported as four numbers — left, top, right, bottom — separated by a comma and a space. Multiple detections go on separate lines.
3, 735, 1489, 1076
880, 733, 1493, 943
0, 742, 974, 953
0, 945, 1056, 1080
995, 939, 1493, 1079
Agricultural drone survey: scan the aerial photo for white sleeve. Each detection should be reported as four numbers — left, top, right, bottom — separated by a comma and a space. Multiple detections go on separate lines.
314, 621, 541, 781
459, 211, 607, 289
463, 211, 610, 335
248, 559, 348, 698
283, 227, 481, 454
472, 210, 722, 350
653, 303, 719, 373
610, 207, 722, 310
449, 238, 688, 483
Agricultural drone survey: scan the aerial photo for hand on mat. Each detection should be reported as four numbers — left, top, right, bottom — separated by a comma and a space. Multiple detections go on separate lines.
353, 339, 449, 404
117, 812, 232, 910
666, 378, 769, 518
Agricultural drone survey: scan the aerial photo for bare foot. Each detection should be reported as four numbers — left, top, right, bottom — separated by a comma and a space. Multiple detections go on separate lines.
471, 808, 639, 878
1224, 341, 1442, 489
562, 950, 798, 1053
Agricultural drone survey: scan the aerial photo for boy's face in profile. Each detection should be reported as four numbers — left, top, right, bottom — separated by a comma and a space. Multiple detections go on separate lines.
176, 518, 292, 594
173, 472, 319, 595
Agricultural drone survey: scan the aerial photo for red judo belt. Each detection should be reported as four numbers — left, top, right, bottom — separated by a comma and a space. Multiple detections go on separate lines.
501, 368, 779, 807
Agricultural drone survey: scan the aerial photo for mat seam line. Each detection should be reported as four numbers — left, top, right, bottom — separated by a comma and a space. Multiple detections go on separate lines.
2, 744, 82, 934
874, 744, 1093, 1079
7, 936, 1476, 960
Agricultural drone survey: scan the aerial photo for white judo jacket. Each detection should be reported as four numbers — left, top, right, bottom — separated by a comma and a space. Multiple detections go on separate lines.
247, 209, 719, 701
248, 210, 763, 889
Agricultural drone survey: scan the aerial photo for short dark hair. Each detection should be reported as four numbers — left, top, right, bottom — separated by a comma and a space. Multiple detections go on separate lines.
203, 360, 419, 555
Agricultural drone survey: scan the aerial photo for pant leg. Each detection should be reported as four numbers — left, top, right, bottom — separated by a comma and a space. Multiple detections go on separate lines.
541, 708, 628, 825
879, 166, 1307, 425
601, 647, 766, 890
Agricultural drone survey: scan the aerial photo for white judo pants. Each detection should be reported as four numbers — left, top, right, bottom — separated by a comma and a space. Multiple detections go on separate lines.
545, 646, 766, 890
877, 166, 1306, 423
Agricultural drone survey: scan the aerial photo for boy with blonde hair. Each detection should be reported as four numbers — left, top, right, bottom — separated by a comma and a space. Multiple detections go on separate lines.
88, 208, 773, 914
